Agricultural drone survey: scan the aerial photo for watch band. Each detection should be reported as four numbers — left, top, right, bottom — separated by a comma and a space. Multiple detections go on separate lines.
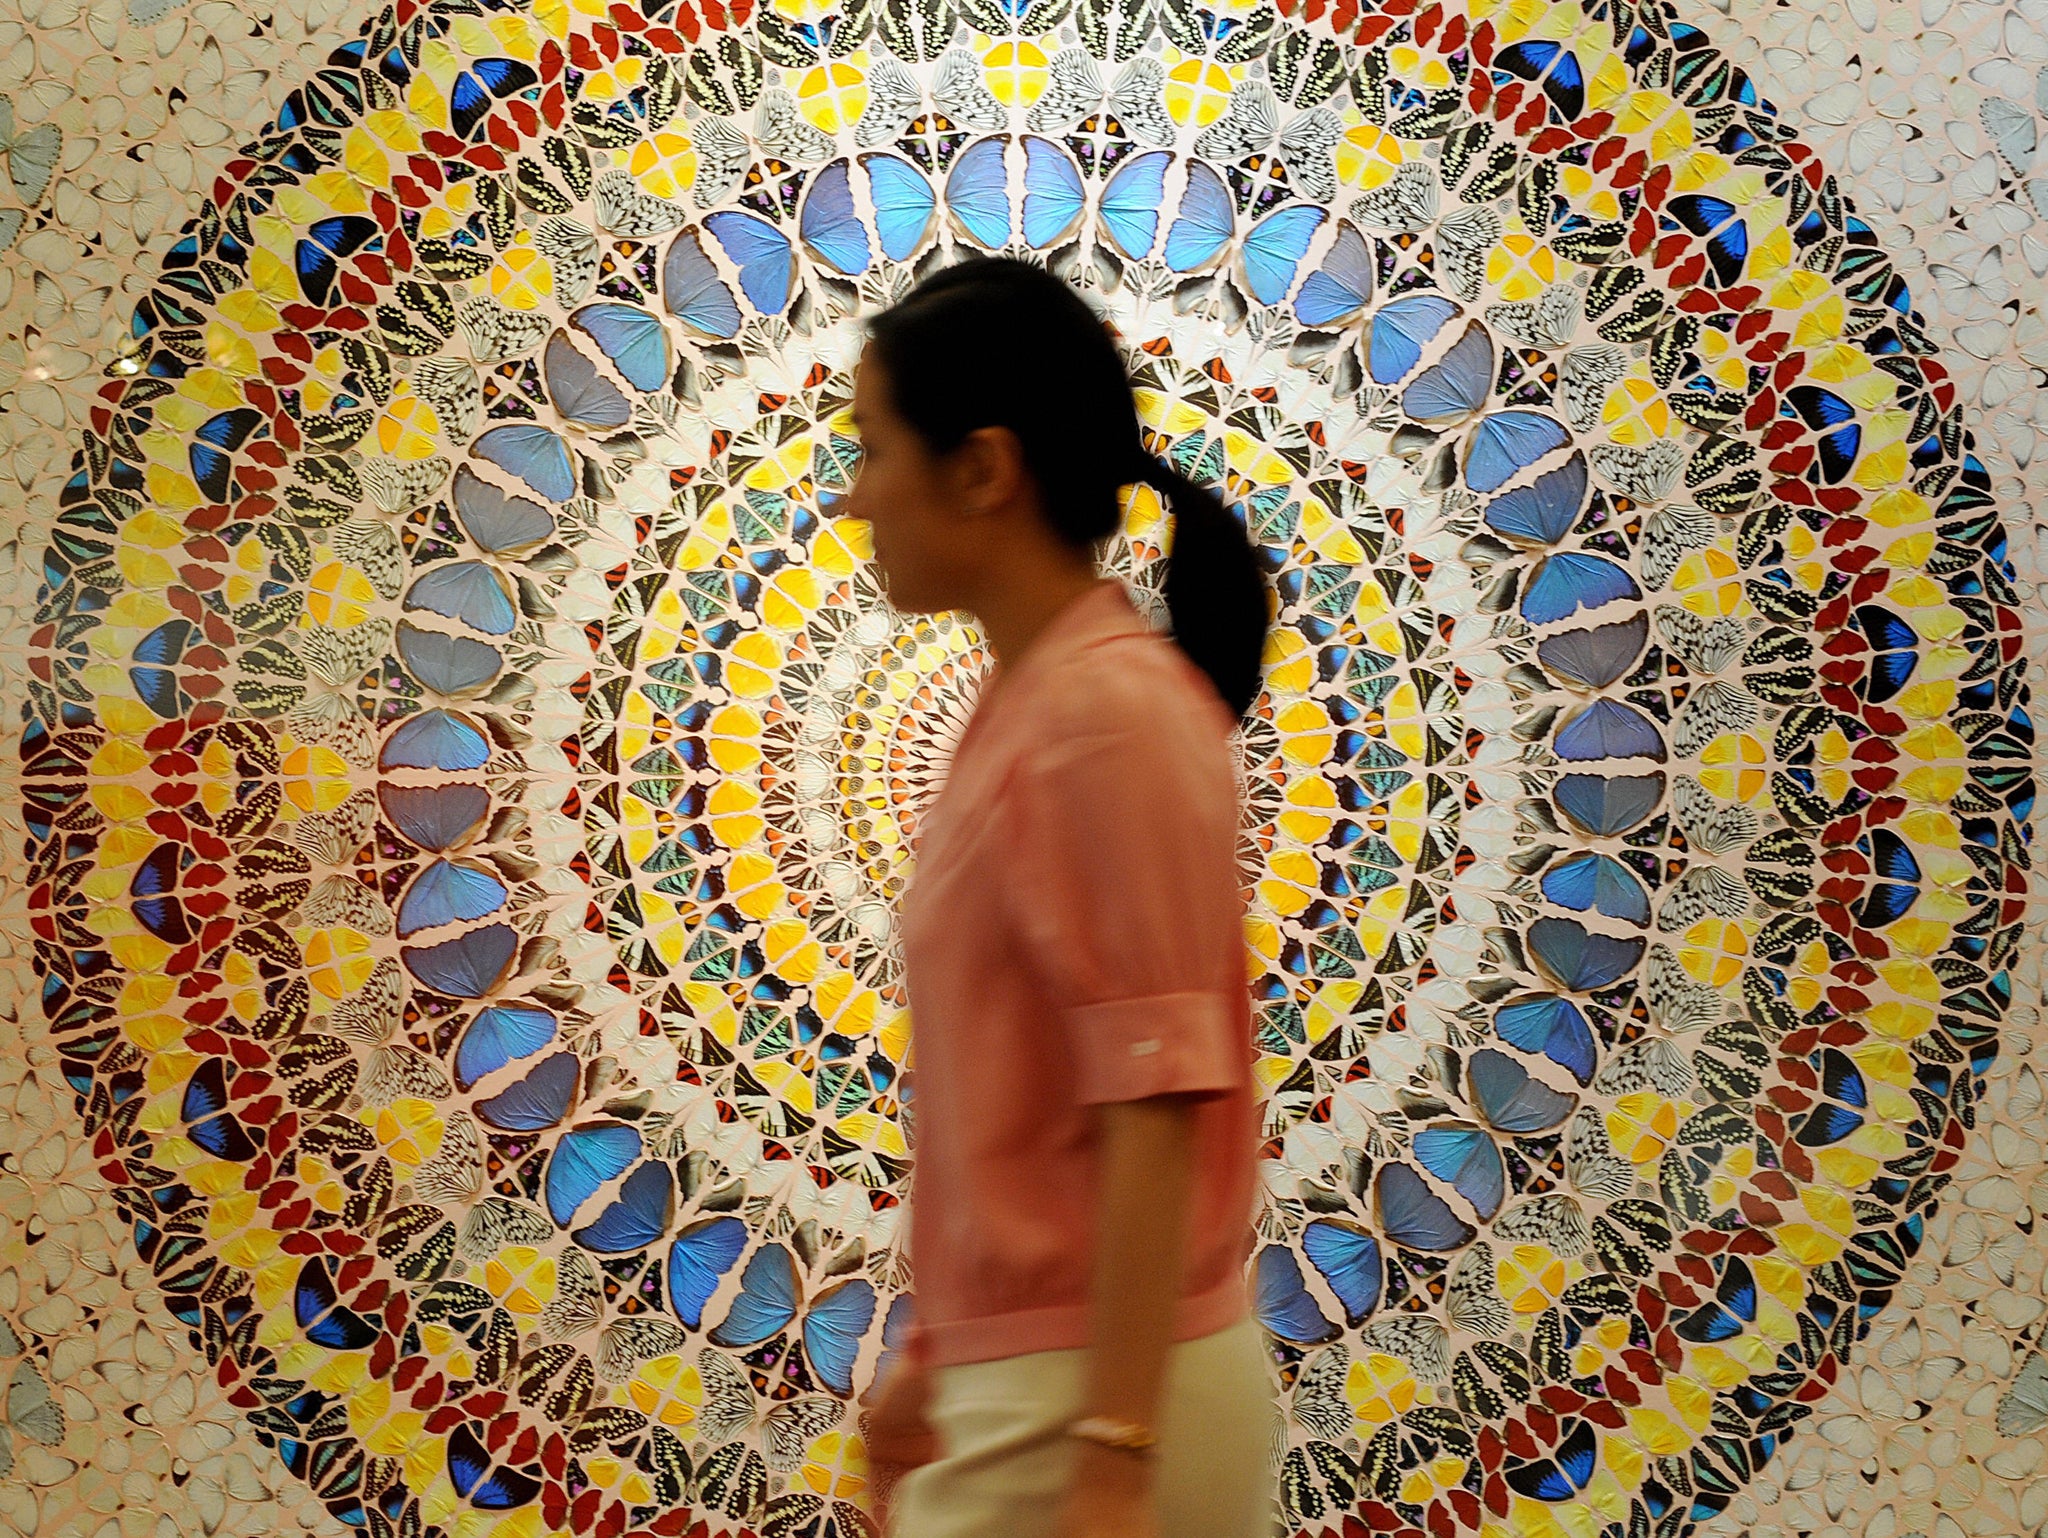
1066, 1415, 1157, 1455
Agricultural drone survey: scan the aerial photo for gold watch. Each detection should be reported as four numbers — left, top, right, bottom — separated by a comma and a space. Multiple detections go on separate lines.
1065, 1415, 1157, 1456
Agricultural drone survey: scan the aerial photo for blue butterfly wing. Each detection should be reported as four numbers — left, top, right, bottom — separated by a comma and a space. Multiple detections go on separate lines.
380, 708, 490, 772
471, 56, 537, 96
1821, 1048, 1870, 1109
1375, 1163, 1476, 1252
449, 1424, 541, 1509
1553, 772, 1663, 837
1554, 698, 1667, 763
1241, 203, 1325, 305
397, 859, 509, 938
454, 1003, 559, 1091
1294, 220, 1373, 328
882, 1293, 914, 1351
294, 1257, 380, 1350
1526, 918, 1645, 993
1412, 1125, 1505, 1220
1300, 1219, 1382, 1326
474, 1049, 579, 1131
395, 622, 502, 695
473, 424, 576, 502
800, 158, 871, 275
668, 1216, 749, 1329
1098, 149, 1169, 259
1557, 1420, 1598, 1492
1495, 995, 1597, 1086
574, 1159, 675, 1254
401, 922, 518, 997
1401, 320, 1493, 423
1368, 293, 1459, 384
945, 136, 1012, 249
132, 623, 190, 717
1485, 451, 1586, 544
1591, 853, 1651, 925
180, 1056, 230, 1123
705, 209, 796, 314
711, 1244, 802, 1348
449, 69, 494, 138
1254, 1244, 1338, 1344
804, 1278, 878, 1396
543, 330, 632, 428
572, 302, 669, 391
1537, 613, 1649, 689
1163, 160, 1233, 272
406, 560, 518, 634
543, 1121, 643, 1227
379, 782, 491, 852
1520, 551, 1641, 624
662, 227, 743, 338
1021, 136, 1086, 249
452, 465, 555, 553
1465, 409, 1571, 493
861, 153, 936, 262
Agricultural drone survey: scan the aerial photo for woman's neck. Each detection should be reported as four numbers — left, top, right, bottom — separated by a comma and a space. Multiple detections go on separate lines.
967, 551, 1105, 678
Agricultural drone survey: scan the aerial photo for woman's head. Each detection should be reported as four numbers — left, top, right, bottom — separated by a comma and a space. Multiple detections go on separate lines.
839, 258, 1269, 720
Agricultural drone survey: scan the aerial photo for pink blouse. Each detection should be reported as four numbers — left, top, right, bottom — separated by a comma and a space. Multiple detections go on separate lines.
898, 578, 1258, 1368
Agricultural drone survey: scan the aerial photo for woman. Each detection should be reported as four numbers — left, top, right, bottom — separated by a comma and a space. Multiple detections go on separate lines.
835, 257, 1276, 1538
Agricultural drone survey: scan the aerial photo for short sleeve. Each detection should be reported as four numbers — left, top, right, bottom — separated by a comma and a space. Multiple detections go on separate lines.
1003, 713, 1247, 1106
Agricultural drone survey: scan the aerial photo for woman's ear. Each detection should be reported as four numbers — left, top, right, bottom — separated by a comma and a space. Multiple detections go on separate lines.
950, 424, 1031, 519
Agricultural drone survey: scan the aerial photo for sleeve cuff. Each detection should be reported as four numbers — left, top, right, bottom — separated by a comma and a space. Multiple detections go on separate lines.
1064, 990, 1244, 1106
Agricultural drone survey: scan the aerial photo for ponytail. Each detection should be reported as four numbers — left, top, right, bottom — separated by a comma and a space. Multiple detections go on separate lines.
1133, 454, 1269, 723
869, 257, 1271, 722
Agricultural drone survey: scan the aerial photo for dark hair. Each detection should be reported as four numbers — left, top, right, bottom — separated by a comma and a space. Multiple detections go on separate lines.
864, 258, 1270, 722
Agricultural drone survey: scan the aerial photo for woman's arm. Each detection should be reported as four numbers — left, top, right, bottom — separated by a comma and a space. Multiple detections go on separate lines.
1061, 1092, 1200, 1532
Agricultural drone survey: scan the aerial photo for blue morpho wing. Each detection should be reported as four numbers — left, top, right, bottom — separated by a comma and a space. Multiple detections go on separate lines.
405, 560, 518, 635
396, 621, 502, 695
294, 1256, 381, 1351
1368, 292, 1460, 384
1485, 452, 1588, 545
705, 208, 796, 314
1253, 1243, 1338, 1345
475, 1049, 579, 1131
1678, 1257, 1758, 1342
401, 921, 518, 997
861, 152, 936, 262
380, 783, 490, 850
1401, 320, 1493, 424
1242, 202, 1325, 306
1520, 551, 1641, 625
397, 858, 509, 938
1375, 1162, 1476, 1252
805, 1278, 879, 1396
1541, 852, 1651, 927
1294, 219, 1373, 328
1099, 149, 1170, 259
455, 1003, 558, 1092
668, 1215, 749, 1329
571, 302, 669, 392
1537, 613, 1649, 689
1495, 994, 1597, 1086
544, 1121, 643, 1227
1163, 160, 1234, 272
711, 1243, 802, 1347
1553, 771, 1664, 836
1465, 409, 1571, 493
575, 1159, 675, 1253
543, 330, 632, 428
1300, 1218, 1382, 1326
800, 158, 870, 276
945, 136, 1011, 249
662, 225, 742, 338
1554, 698, 1668, 763
1468, 1047, 1577, 1135
1021, 135, 1086, 249
1526, 916, 1646, 993
882, 1293, 914, 1351
473, 424, 576, 502
447, 1423, 541, 1511
1412, 1124, 1506, 1220
453, 465, 555, 553
380, 708, 489, 772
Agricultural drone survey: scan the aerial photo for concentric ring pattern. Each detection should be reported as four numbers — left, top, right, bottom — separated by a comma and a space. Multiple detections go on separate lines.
20, 0, 2033, 1534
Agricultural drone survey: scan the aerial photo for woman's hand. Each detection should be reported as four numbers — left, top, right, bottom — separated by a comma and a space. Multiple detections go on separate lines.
1056, 1445, 1158, 1538
861, 1357, 938, 1525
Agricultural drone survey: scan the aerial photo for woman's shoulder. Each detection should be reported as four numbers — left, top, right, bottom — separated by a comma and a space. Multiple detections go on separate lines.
1033, 627, 1235, 752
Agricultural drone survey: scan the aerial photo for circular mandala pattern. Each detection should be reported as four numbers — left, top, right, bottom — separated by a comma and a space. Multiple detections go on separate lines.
20, 0, 2035, 1534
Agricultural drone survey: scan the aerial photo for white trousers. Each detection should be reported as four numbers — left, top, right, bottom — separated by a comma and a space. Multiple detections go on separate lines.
888, 1315, 1278, 1538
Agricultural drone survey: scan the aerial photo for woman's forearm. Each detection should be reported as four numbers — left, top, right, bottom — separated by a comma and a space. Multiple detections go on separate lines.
1079, 1094, 1199, 1429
